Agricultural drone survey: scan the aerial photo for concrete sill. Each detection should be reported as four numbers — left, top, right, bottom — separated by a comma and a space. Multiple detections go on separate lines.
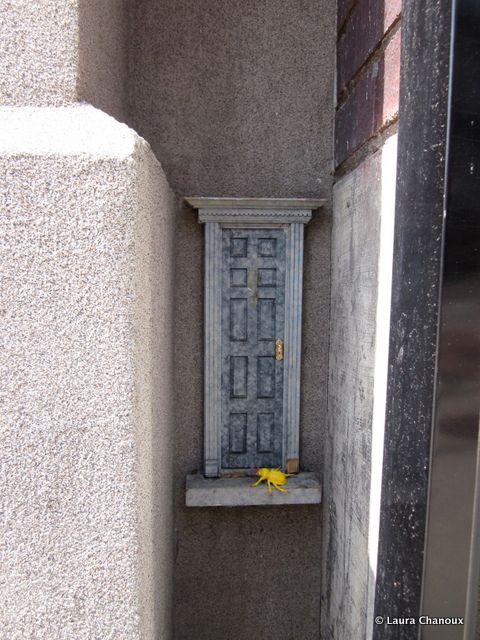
185, 472, 322, 507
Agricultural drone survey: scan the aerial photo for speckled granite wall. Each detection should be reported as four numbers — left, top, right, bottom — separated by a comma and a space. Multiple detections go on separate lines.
1, 1, 179, 635
129, 2, 335, 638
0, 106, 176, 640
0, 0, 128, 121
0, 0, 78, 106
78, 0, 129, 122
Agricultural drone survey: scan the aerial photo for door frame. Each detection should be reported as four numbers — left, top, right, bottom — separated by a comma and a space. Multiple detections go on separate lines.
189, 198, 324, 478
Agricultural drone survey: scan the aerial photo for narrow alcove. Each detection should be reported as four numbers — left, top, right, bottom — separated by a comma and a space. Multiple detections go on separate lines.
184, 197, 323, 506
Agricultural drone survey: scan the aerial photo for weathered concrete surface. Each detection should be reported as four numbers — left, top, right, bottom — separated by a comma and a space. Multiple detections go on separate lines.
0, 0, 128, 121
129, 0, 335, 197
186, 473, 322, 507
0, 106, 175, 639
322, 135, 397, 640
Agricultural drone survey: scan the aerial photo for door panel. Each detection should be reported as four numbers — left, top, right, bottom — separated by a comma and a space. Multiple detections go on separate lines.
221, 228, 285, 469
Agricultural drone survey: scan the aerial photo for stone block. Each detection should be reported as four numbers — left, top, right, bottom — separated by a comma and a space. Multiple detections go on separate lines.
186, 473, 322, 507
0, 105, 175, 640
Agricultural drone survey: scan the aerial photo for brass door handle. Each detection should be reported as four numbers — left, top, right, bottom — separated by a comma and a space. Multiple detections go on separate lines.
275, 339, 284, 361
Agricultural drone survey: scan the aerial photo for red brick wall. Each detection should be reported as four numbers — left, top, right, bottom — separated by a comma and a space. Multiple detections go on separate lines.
335, 0, 401, 168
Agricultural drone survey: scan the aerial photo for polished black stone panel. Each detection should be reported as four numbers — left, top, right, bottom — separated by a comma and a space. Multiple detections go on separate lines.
421, 0, 480, 636
372, 0, 452, 637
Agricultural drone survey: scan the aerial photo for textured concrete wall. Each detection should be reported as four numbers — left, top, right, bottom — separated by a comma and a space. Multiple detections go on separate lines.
2, 1, 336, 637
0, 106, 175, 639
322, 135, 397, 640
128, 2, 335, 637
129, 0, 335, 198
0, 0, 128, 121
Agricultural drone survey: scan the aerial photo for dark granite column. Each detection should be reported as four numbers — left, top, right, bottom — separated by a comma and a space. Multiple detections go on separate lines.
372, 0, 452, 638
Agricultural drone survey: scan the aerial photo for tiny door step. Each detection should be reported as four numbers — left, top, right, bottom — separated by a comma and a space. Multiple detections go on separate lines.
185, 472, 322, 507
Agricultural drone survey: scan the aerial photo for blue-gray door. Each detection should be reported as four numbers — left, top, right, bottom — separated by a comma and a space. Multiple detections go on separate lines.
221, 228, 285, 469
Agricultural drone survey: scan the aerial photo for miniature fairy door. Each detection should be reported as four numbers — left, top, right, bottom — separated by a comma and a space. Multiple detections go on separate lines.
221, 228, 286, 470
188, 197, 322, 478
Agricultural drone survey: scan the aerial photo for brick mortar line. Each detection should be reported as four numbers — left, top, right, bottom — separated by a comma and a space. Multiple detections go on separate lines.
336, 15, 402, 108
334, 118, 399, 180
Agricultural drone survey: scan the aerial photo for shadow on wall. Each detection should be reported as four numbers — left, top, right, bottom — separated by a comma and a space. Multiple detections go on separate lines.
77, 0, 129, 123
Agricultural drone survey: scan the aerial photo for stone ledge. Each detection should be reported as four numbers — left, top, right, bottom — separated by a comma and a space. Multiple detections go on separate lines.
0, 105, 144, 158
185, 472, 322, 507
184, 197, 326, 210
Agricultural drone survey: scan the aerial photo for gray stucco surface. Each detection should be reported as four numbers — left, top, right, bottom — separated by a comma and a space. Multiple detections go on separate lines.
128, 2, 335, 636
0, 106, 176, 639
129, 0, 335, 198
175, 506, 322, 640
322, 136, 397, 640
